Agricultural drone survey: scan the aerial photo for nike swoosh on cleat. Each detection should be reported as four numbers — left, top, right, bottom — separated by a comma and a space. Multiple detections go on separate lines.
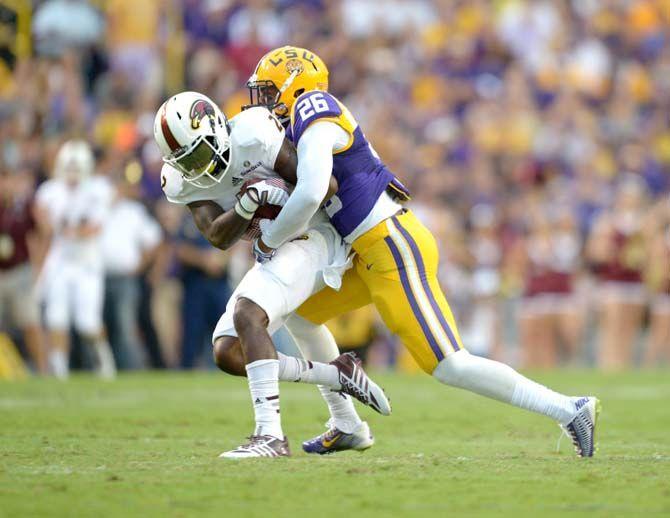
322, 433, 343, 448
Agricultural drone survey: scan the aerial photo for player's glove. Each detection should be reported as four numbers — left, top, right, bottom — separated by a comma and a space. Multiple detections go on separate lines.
234, 180, 289, 220
252, 237, 276, 263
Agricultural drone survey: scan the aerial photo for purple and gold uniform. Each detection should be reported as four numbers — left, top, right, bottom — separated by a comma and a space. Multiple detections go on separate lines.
287, 91, 409, 239
290, 91, 465, 373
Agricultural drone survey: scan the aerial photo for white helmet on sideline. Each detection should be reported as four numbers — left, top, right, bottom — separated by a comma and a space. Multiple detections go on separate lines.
153, 91, 232, 189
54, 140, 94, 183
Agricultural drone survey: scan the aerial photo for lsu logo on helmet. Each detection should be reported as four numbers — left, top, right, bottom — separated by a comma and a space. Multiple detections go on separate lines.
245, 46, 328, 118
285, 58, 304, 76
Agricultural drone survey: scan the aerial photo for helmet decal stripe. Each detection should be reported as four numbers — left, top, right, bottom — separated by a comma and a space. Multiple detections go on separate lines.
161, 106, 181, 152
279, 70, 299, 94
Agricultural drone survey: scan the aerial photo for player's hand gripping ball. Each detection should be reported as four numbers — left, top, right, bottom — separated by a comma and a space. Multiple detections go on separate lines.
237, 177, 292, 240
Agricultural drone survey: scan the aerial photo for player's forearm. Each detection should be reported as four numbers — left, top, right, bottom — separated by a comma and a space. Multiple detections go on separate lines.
206, 211, 251, 250
187, 200, 251, 250
262, 187, 324, 248
262, 127, 335, 249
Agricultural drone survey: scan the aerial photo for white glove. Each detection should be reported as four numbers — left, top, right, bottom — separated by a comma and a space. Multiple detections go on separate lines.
235, 180, 289, 220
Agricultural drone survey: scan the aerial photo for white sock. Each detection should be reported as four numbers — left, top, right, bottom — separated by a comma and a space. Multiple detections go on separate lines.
317, 385, 362, 433
49, 350, 68, 380
246, 359, 283, 440
510, 378, 577, 424
277, 351, 341, 389
284, 315, 363, 433
433, 350, 576, 424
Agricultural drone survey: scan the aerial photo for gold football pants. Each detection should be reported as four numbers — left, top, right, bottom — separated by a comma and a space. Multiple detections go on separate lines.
298, 210, 464, 373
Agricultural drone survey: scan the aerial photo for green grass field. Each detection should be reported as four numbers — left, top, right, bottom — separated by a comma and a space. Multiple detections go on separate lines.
1, 370, 669, 517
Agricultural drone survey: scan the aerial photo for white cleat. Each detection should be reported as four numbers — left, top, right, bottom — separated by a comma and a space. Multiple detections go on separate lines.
302, 420, 374, 455
559, 397, 601, 457
219, 435, 291, 459
330, 352, 391, 416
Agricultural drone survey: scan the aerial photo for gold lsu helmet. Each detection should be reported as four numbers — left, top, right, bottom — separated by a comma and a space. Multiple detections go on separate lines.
246, 46, 329, 119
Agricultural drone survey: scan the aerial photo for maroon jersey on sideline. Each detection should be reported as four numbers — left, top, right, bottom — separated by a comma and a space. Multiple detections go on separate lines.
596, 230, 644, 284
524, 234, 578, 297
0, 196, 35, 270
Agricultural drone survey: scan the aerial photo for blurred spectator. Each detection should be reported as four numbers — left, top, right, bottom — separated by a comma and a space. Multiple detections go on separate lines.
104, 0, 163, 91
174, 215, 231, 369
644, 199, 670, 366
509, 207, 584, 368
586, 177, 649, 370
0, 167, 46, 373
462, 204, 502, 359
102, 166, 162, 369
33, 0, 104, 56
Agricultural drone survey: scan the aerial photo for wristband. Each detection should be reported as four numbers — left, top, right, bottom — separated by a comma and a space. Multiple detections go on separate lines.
234, 200, 256, 220
235, 192, 259, 219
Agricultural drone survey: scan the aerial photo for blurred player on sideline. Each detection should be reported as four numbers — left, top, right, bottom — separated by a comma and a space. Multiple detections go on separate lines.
243, 46, 600, 457
154, 92, 389, 458
34, 140, 116, 379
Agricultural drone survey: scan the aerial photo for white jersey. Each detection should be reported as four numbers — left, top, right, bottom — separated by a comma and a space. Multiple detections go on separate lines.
162, 107, 285, 209
36, 175, 114, 270
159, 108, 353, 342
161, 106, 330, 239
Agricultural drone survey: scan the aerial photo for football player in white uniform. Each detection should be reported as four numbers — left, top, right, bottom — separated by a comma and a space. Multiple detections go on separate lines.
35, 140, 117, 379
154, 92, 390, 459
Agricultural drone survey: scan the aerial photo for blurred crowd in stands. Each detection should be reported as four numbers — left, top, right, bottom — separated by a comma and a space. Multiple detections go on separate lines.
0, 0, 668, 377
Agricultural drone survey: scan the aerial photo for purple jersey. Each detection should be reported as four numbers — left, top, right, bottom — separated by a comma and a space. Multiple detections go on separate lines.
287, 91, 410, 238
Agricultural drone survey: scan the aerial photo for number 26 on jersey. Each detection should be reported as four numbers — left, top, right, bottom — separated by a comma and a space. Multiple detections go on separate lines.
297, 93, 329, 120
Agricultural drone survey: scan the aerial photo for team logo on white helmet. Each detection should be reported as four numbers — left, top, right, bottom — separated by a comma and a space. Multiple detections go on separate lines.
154, 91, 232, 189
189, 99, 216, 130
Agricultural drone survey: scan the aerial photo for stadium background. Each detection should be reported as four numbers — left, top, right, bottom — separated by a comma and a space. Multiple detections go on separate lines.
0, 0, 669, 376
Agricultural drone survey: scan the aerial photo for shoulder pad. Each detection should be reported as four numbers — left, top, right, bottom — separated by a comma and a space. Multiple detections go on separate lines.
290, 91, 342, 144
230, 107, 281, 148
160, 163, 188, 203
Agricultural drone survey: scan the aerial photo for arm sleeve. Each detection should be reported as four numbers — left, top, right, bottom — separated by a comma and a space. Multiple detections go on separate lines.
261, 121, 348, 249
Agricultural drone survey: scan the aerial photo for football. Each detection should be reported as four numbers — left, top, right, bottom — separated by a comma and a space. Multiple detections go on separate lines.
238, 177, 292, 241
